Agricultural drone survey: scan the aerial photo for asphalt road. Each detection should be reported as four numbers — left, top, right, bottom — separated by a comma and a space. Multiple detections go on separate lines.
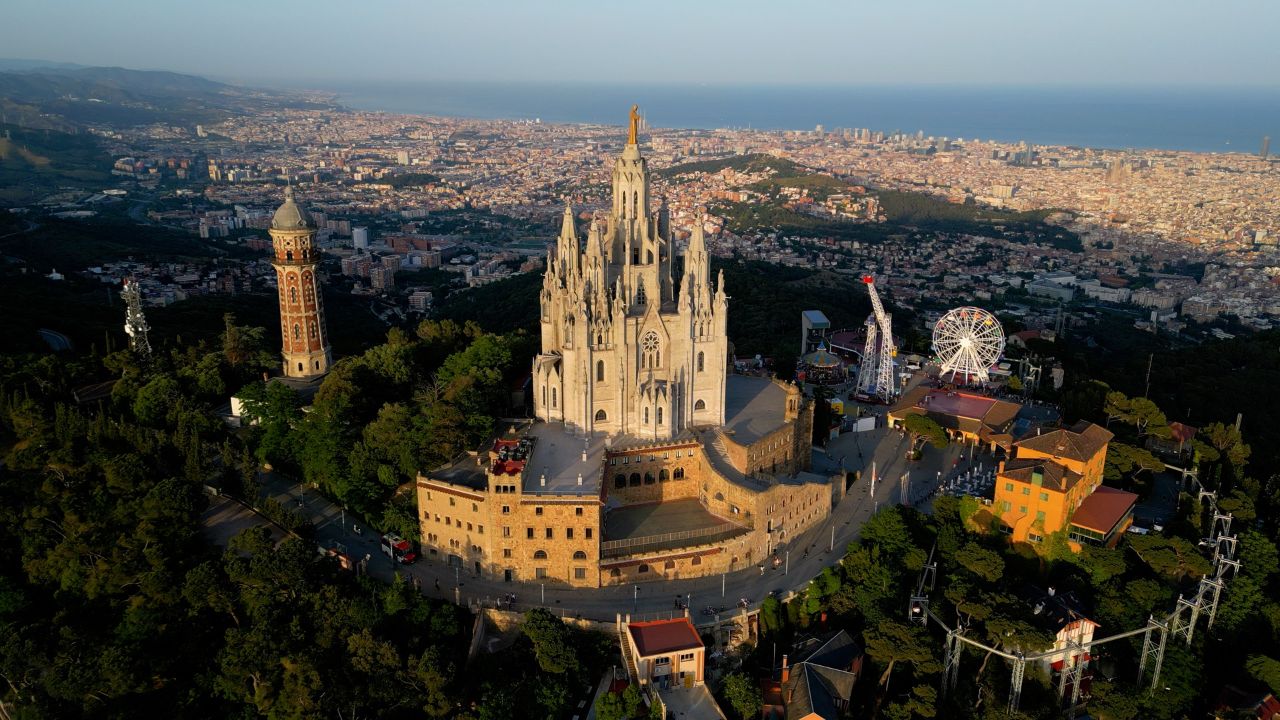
206, 426, 986, 623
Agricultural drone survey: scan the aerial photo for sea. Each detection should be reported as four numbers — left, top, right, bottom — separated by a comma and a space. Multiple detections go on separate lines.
322, 81, 1280, 154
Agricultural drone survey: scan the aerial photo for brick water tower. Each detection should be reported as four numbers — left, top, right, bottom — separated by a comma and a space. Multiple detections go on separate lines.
269, 186, 332, 378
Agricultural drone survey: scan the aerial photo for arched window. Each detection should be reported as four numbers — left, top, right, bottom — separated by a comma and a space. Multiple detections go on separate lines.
664, 559, 675, 569
691, 556, 702, 566
297, 362, 303, 372
641, 331, 660, 370
673, 467, 685, 479
659, 469, 669, 482
596, 360, 605, 382
646, 250, 653, 264
596, 333, 603, 346
289, 287, 298, 303
610, 568, 621, 578
573, 551, 587, 560
643, 407, 649, 424
293, 324, 301, 341
694, 399, 706, 411
638, 563, 649, 574
286, 250, 294, 262
551, 387, 557, 408
595, 409, 607, 422
644, 472, 655, 485
697, 351, 705, 372
629, 473, 641, 487
533, 550, 547, 559
657, 407, 663, 425
615, 474, 626, 489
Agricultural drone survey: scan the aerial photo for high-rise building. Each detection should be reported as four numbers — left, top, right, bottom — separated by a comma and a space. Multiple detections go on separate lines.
397, 150, 410, 165
269, 187, 332, 378
1263, 135, 1271, 159
353, 226, 369, 251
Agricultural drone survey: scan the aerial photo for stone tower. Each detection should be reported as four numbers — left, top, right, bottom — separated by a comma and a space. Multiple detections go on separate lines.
269, 187, 332, 378
532, 107, 728, 439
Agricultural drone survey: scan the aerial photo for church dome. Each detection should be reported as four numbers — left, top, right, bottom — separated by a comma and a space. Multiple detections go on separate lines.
271, 186, 312, 230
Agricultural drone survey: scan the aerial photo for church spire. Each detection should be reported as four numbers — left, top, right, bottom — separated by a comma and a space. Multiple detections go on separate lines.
557, 201, 579, 275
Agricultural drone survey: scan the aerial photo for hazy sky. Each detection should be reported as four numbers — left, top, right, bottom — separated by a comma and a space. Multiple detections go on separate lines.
3, 0, 1278, 87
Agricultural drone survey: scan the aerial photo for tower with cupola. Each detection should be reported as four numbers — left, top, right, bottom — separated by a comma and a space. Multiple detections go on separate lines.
269, 187, 332, 378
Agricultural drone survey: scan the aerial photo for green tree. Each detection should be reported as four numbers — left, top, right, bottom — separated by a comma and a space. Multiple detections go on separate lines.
722, 672, 762, 720
862, 621, 938, 692
954, 542, 1004, 582
902, 413, 948, 450
522, 608, 578, 674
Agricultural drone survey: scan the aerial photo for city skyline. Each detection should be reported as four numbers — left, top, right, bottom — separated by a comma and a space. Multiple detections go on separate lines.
3, 0, 1279, 88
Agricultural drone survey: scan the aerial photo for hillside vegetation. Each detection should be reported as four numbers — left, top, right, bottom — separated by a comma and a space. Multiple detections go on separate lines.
0, 124, 110, 203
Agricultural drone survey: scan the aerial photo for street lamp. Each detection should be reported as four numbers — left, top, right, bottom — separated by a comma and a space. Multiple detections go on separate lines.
633, 585, 638, 614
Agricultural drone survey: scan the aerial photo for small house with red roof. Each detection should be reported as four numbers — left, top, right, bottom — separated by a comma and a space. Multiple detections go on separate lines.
623, 616, 706, 689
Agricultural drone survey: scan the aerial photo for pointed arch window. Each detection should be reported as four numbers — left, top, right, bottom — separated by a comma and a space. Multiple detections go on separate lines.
641, 331, 660, 369
694, 399, 706, 411
644, 407, 649, 424
293, 324, 301, 341
697, 351, 705, 373
596, 360, 605, 382
595, 409, 607, 422
656, 407, 663, 425
289, 287, 298, 303
551, 387, 557, 408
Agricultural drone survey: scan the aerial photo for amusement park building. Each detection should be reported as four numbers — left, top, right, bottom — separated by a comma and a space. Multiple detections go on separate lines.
887, 387, 1021, 450
415, 111, 840, 587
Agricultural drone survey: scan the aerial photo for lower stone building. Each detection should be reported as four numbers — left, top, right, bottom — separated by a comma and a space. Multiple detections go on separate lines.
416, 375, 840, 588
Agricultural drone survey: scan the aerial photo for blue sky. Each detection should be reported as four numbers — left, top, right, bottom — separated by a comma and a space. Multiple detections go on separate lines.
3, 0, 1277, 87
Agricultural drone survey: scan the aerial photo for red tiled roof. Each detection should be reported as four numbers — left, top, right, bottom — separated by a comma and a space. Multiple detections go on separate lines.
1070, 486, 1138, 534
1168, 421, 1197, 443
628, 618, 703, 657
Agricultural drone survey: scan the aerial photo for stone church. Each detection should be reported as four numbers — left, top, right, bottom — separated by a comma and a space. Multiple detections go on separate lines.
533, 106, 727, 439
416, 109, 840, 588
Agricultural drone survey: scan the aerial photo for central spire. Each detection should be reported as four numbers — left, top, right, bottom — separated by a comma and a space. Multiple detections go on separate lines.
627, 104, 640, 145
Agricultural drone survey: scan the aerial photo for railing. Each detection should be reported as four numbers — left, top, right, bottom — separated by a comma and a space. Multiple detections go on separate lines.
601, 521, 749, 558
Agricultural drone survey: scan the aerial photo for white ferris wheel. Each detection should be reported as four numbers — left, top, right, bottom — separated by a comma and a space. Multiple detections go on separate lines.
932, 306, 1005, 384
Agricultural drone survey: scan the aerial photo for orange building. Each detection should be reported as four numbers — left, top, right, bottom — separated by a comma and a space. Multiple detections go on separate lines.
994, 421, 1136, 548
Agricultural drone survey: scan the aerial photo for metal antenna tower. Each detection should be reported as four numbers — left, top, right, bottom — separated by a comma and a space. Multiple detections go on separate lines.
1008, 654, 1026, 714
940, 628, 963, 698
121, 278, 152, 359
1138, 616, 1169, 692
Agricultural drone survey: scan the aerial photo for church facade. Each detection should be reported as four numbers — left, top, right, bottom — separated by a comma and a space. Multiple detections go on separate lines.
533, 107, 727, 440
416, 109, 839, 588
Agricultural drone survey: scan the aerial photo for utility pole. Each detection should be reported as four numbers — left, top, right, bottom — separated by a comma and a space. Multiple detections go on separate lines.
1144, 353, 1153, 398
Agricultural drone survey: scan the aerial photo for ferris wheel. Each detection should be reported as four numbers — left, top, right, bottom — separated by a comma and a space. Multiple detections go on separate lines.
932, 306, 1005, 384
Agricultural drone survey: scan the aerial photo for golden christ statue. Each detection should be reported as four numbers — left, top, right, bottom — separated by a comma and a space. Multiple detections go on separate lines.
628, 104, 640, 145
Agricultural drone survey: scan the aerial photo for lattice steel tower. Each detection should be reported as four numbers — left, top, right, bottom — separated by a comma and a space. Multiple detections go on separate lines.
121, 277, 151, 359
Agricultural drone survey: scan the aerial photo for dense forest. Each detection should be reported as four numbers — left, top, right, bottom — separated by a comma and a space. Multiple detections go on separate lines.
743, 379, 1275, 720
0, 301, 645, 718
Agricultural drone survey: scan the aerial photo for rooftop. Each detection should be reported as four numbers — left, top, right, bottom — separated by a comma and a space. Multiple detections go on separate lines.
1070, 485, 1138, 534
890, 386, 1021, 439
723, 375, 789, 444
1016, 420, 1113, 463
628, 618, 703, 657
604, 498, 732, 541
522, 423, 608, 494
1000, 457, 1082, 493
